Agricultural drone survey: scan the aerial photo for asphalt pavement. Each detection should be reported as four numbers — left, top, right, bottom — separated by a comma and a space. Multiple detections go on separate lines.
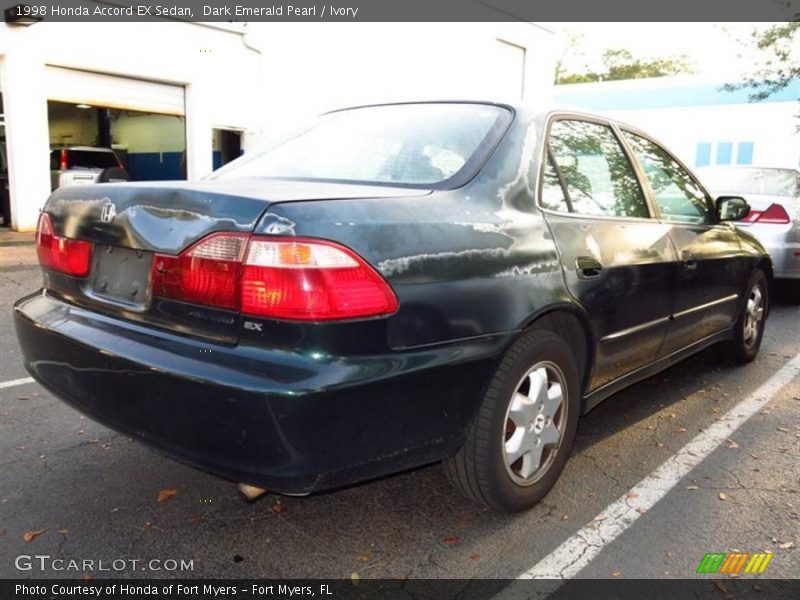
0, 237, 797, 584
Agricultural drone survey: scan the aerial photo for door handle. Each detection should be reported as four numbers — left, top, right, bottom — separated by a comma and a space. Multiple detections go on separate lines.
576, 256, 603, 279
682, 252, 698, 270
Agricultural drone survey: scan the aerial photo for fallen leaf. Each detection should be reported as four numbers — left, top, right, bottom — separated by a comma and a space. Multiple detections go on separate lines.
686, 485, 699, 490
726, 440, 739, 449
715, 581, 727, 594
777, 427, 790, 433
674, 427, 687, 433
778, 542, 795, 549
442, 535, 460, 545
356, 554, 370, 562
749, 453, 759, 459
612, 570, 621, 577
719, 492, 727, 501
635, 507, 647, 514
143, 522, 152, 528
271, 500, 285, 514
18, 396, 29, 400
157, 489, 177, 503
469, 553, 481, 561
187, 515, 204, 525
23, 529, 45, 543
561, 514, 569, 521
57, 528, 69, 536
626, 493, 639, 500
593, 515, 607, 522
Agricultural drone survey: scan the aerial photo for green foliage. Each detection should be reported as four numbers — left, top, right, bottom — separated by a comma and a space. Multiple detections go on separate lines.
556, 48, 693, 84
722, 22, 799, 102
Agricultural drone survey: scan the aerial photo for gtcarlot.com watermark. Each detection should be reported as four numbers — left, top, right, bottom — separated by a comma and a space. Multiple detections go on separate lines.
15, 554, 194, 572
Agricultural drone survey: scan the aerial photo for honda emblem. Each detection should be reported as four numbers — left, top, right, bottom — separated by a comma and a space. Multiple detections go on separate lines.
100, 201, 116, 223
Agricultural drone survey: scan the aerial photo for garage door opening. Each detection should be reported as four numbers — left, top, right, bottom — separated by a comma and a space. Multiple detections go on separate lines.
48, 100, 187, 190
213, 128, 243, 170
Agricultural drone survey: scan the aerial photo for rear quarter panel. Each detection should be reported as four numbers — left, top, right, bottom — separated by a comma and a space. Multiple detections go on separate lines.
254, 111, 574, 351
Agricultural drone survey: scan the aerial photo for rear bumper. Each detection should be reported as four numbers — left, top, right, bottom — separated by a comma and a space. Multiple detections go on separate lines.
14, 292, 505, 493
741, 222, 800, 280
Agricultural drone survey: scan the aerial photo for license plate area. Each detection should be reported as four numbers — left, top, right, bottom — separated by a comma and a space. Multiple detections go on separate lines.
89, 245, 153, 309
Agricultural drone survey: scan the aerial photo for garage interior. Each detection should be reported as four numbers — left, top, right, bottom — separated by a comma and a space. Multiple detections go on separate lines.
48, 101, 187, 182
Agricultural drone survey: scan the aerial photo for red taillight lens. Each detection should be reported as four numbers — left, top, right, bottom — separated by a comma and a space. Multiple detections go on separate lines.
151, 233, 248, 310
152, 235, 398, 321
752, 203, 790, 224
59, 150, 68, 171
36, 213, 93, 277
241, 239, 398, 320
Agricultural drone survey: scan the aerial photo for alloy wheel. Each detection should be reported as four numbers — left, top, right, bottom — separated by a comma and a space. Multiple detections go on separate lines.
502, 361, 568, 486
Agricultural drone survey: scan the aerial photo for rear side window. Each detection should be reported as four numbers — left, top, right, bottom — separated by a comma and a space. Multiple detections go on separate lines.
622, 132, 711, 224
66, 150, 120, 170
542, 119, 649, 219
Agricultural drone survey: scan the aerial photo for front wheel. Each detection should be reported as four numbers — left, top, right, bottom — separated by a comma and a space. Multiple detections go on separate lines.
720, 269, 769, 363
443, 327, 580, 514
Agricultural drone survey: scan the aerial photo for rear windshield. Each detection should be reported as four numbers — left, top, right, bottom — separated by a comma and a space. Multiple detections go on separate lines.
210, 103, 512, 188
700, 167, 800, 197
61, 150, 120, 170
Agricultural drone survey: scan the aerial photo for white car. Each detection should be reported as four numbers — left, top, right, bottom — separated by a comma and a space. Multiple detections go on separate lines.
50, 146, 129, 191
699, 166, 800, 283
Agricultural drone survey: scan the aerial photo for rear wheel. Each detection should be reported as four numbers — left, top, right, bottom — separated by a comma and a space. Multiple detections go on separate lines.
720, 269, 768, 363
443, 327, 580, 514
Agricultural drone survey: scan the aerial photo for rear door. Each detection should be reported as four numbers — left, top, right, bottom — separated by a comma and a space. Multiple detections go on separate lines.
539, 116, 679, 393
620, 130, 745, 355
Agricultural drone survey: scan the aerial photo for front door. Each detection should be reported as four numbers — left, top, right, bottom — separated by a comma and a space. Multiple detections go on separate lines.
620, 130, 746, 356
540, 117, 679, 393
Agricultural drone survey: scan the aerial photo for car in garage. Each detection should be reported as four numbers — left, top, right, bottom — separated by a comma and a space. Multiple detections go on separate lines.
698, 166, 799, 284
15, 102, 772, 513
50, 145, 129, 190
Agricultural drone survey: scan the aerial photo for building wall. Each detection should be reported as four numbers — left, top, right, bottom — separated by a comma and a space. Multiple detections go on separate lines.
1, 19, 555, 230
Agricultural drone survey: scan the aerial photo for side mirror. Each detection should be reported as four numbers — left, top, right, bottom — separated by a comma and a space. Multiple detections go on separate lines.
716, 196, 750, 222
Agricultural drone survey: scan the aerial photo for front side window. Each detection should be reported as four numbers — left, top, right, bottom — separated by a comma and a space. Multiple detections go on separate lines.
211, 103, 512, 188
622, 132, 711, 224
543, 120, 649, 219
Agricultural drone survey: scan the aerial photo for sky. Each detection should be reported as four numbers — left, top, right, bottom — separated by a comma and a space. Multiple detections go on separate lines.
545, 23, 792, 81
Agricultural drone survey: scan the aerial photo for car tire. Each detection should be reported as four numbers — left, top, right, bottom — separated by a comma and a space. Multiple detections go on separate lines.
720, 269, 769, 364
443, 327, 581, 514
98, 167, 130, 184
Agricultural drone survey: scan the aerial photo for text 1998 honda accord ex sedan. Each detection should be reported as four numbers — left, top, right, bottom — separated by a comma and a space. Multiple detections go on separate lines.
14, 102, 772, 513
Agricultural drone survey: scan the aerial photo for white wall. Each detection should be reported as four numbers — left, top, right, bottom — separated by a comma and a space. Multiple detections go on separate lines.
243, 22, 556, 146
1, 20, 555, 230
0, 21, 260, 230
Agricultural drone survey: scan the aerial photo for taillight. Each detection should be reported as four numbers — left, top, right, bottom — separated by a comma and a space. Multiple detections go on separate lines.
36, 213, 93, 277
749, 203, 791, 224
151, 233, 248, 310
59, 150, 68, 171
242, 238, 398, 320
152, 235, 398, 321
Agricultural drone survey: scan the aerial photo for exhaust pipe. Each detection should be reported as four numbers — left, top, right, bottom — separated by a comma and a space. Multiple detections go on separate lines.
237, 483, 268, 502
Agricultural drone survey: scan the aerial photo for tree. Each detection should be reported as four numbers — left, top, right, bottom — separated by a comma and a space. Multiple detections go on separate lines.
722, 22, 799, 101
556, 48, 693, 84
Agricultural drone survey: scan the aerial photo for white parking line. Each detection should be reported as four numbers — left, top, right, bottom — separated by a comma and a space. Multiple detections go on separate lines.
0, 376, 35, 390
496, 352, 800, 594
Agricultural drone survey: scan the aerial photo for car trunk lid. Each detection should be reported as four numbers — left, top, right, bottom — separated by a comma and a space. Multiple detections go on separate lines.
41, 178, 427, 344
